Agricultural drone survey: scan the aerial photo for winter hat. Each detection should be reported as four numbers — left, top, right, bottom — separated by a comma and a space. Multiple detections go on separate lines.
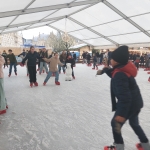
111, 45, 129, 64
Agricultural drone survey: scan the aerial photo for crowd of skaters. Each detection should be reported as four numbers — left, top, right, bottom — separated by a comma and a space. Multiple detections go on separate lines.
1, 45, 150, 150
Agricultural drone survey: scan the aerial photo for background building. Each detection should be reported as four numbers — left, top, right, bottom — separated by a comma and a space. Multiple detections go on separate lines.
0, 32, 23, 47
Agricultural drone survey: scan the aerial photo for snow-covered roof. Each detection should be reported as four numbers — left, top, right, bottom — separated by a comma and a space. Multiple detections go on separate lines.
69, 44, 87, 49
1, 0, 150, 47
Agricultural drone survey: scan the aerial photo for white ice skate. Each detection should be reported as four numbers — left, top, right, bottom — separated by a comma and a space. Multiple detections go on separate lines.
65, 63, 72, 81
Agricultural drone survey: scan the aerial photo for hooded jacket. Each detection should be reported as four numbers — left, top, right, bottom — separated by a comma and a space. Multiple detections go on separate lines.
104, 61, 143, 118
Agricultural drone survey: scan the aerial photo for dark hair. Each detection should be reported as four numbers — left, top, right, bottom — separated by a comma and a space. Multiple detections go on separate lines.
8, 49, 12, 52
23, 49, 25, 52
3, 50, 6, 53
54, 52, 58, 56
30, 46, 34, 50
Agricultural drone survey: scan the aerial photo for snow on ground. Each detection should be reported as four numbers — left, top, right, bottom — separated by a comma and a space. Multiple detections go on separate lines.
0, 64, 150, 150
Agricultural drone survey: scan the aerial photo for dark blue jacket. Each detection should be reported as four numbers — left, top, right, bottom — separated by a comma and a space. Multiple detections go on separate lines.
22, 51, 40, 66
93, 56, 97, 62
104, 62, 143, 118
18, 52, 27, 57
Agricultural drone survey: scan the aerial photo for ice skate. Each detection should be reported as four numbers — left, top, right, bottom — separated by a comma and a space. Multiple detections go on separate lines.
92, 67, 95, 70
55, 81, 60, 85
136, 143, 150, 150
147, 72, 150, 74
73, 76, 75, 79
0, 110, 6, 115
148, 77, 150, 82
43, 82, 46, 86
104, 145, 116, 150
8, 74, 11, 77
34, 82, 38, 86
30, 83, 33, 87
96, 67, 98, 70
15, 72, 17, 76
37, 68, 40, 71
27, 74, 29, 76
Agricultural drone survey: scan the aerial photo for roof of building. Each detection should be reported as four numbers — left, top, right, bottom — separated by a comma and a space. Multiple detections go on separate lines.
1, 1, 150, 48
69, 44, 88, 49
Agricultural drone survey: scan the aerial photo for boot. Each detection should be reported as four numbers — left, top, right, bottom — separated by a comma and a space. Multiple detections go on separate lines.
34, 82, 38, 86
30, 83, 33, 87
141, 142, 150, 150
115, 144, 124, 150
55, 81, 60, 85
43, 82, 46, 86
0, 110, 6, 115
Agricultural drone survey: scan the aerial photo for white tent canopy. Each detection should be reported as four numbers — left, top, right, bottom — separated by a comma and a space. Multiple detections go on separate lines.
1, 0, 150, 47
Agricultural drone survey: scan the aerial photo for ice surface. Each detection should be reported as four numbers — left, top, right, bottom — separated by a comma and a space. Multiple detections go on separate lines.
0, 64, 150, 150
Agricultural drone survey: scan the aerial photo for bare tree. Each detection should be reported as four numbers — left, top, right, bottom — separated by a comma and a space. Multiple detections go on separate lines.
46, 31, 75, 52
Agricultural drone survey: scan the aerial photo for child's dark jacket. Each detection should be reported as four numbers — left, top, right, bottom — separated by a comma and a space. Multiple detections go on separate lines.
104, 62, 143, 118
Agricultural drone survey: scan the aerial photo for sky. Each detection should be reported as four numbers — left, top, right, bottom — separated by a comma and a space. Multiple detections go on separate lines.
22, 26, 57, 39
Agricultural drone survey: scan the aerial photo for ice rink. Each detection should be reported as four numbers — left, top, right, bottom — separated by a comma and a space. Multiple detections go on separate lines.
0, 64, 150, 150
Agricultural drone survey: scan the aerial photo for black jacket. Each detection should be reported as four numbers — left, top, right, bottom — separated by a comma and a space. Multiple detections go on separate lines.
87, 54, 91, 60
104, 62, 143, 118
73, 53, 77, 60
22, 51, 40, 66
40, 51, 48, 62
65, 58, 75, 69
96, 52, 100, 57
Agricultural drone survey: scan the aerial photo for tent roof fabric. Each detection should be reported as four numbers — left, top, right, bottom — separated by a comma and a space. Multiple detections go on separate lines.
1, 0, 150, 47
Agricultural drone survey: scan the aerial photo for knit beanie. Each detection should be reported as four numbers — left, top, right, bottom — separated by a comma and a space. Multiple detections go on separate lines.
111, 46, 129, 65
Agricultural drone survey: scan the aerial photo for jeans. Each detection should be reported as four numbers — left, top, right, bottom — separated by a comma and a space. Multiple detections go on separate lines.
93, 62, 97, 68
100, 57, 103, 64
59, 62, 65, 73
83, 58, 86, 63
9, 63, 17, 74
111, 110, 148, 144
40, 62, 48, 73
44, 71, 59, 83
28, 66, 37, 83
96, 57, 100, 65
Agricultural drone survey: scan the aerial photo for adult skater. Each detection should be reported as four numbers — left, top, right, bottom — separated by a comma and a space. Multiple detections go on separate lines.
140, 54, 145, 68
82, 51, 87, 64
39, 48, 48, 74
97, 46, 150, 150
65, 55, 75, 79
92, 54, 98, 70
87, 53, 91, 66
134, 53, 140, 70
7, 49, 17, 77
72, 51, 77, 66
2, 50, 8, 68
0, 54, 7, 115
43, 53, 64, 86
21, 46, 40, 87
18, 49, 27, 58
59, 51, 66, 74
96, 50, 100, 65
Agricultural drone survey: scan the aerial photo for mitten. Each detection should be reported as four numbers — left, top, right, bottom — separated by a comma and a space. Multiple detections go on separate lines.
96, 69, 104, 75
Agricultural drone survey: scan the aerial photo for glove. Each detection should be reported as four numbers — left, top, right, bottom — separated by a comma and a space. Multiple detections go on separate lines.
20, 63, 24, 67
96, 70, 104, 75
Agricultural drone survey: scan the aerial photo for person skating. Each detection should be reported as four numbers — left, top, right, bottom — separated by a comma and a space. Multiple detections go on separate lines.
72, 51, 77, 67
39, 48, 48, 74
65, 55, 75, 79
43, 53, 64, 86
92, 54, 98, 70
21, 46, 40, 87
18, 49, 27, 58
134, 53, 140, 70
0, 54, 8, 115
82, 51, 87, 64
2, 50, 8, 68
7, 49, 17, 77
140, 54, 145, 68
97, 46, 150, 150
87, 53, 91, 66
59, 51, 66, 74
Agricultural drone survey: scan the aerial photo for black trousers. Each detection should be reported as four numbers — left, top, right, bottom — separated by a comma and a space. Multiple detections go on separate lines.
111, 110, 148, 144
28, 66, 37, 83
4, 58, 8, 67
